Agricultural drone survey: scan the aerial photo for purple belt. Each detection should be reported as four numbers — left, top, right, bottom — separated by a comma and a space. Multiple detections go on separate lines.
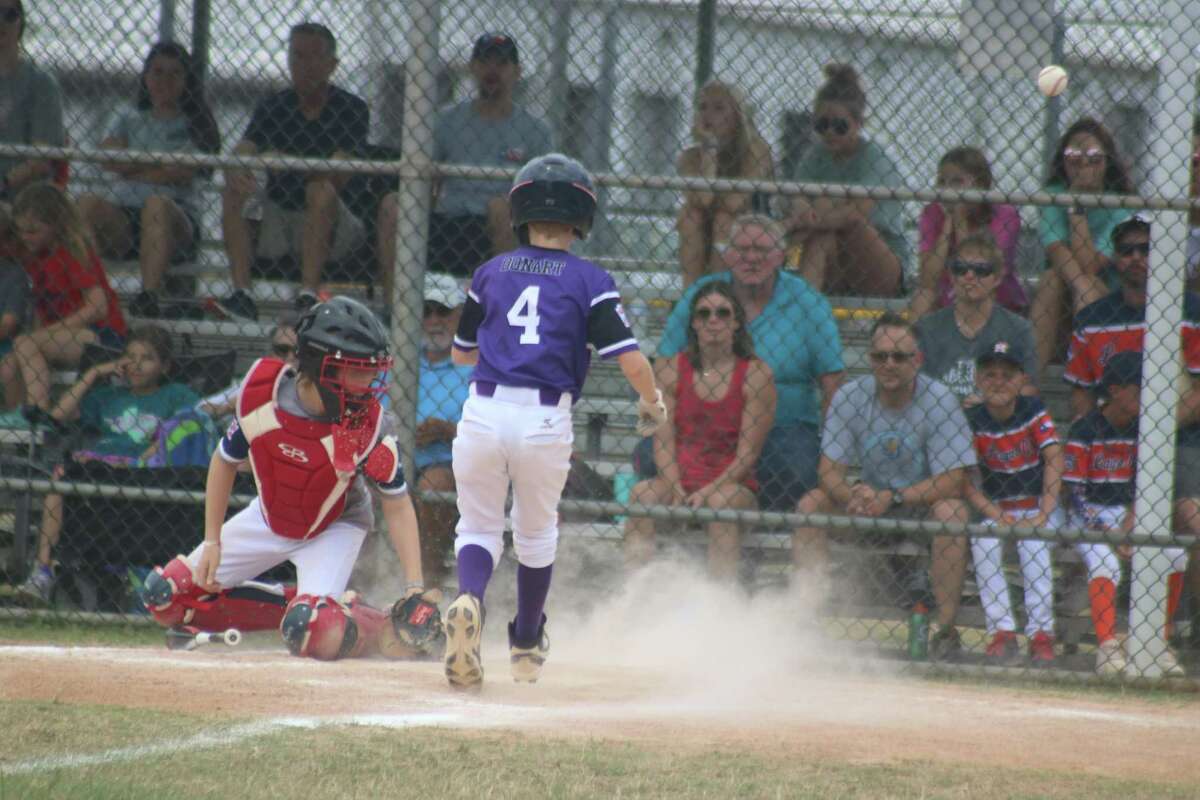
472, 380, 567, 408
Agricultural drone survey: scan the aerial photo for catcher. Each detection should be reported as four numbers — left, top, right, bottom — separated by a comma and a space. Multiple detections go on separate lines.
142, 296, 443, 660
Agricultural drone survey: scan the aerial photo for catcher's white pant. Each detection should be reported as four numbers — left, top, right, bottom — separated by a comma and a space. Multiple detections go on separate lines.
1070, 503, 1188, 582
971, 507, 1061, 636
184, 497, 367, 596
452, 384, 574, 569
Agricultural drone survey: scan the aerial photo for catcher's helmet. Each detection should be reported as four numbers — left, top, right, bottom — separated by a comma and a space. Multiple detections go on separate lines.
295, 296, 392, 423
509, 153, 597, 243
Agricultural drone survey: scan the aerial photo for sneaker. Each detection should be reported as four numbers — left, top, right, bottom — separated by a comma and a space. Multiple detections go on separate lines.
1147, 646, 1186, 678
1095, 637, 1127, 676
128, 290, 160, 318
929, 625, 962, 662
16, 563, 54, 605
984, 630, 1020, 665
508, 617, 550, 683
444, 592, 485, 691
294, 290, 320, 312
1028, 630, 1056, 667
205, 289, 258, 322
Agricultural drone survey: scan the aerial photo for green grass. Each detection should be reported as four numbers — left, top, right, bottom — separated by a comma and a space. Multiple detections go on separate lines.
0, 618, 162, 647
0, 701, 1194, 800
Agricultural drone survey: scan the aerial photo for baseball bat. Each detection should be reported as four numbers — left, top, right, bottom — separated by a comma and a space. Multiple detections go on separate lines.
164, 627, 242, 651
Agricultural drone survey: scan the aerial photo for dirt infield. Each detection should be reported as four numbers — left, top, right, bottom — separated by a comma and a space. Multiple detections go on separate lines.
3, 637, 1198, 784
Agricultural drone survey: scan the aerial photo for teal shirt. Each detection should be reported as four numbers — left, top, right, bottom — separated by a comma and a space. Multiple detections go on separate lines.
658, 271, 844, 427
793, 138, 911, 268
1039, 180, 1131, 289
79, 381, 200, 458
416, 352, 473, 469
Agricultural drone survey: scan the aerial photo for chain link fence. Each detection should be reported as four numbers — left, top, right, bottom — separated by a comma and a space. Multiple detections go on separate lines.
0, 0, 1198, 684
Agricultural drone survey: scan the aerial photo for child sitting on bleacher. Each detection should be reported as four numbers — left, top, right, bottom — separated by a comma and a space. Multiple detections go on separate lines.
15, 324, 198, 605
0, 183, 127, 422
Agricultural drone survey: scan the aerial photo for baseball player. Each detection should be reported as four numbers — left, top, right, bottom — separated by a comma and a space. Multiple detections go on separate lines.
444, 153, 668, 690
142, 296, 441, 661
964, 340, 1062, 667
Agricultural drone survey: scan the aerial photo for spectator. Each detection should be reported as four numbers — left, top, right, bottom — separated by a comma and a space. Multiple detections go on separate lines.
76, 42, 220, 319
15, 324, 199, 604
783, 63, 907, 296
0, 183, 126, 417
909, 147, 1027, 319
1065, 213, 1200, 629
1029, 117, 1134, 373
650, 213, 843, 511
412, 273, 472, 588
793, 312, 974, 659
625, 283, 776, 580
215, 22, 369, 321
0, 0, 65, 208
377, 32, 552, 284
195, 314, 298, 421
964, 340, 1062, 667
676, 80, 774, 288
1063, 352, 1190, 676
0, 253, 27, 353
915, 232, 1037, 404
1186, 119, 1200, 292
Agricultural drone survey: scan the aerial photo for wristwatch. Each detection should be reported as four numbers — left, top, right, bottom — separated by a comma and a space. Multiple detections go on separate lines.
889, 490, 905, 510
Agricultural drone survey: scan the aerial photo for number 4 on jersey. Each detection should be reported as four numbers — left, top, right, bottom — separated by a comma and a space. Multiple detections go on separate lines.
507, 286, 541, 344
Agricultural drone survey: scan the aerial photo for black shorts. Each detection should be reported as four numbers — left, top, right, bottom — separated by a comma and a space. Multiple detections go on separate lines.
428, 213, 491, 277
116, 204, 200, 262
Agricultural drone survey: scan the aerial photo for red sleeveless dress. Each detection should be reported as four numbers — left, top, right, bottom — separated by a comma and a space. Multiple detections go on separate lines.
674, 354, 757, 494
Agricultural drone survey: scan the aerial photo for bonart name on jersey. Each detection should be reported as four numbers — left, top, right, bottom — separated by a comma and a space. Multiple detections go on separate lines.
500, 255, 567, 276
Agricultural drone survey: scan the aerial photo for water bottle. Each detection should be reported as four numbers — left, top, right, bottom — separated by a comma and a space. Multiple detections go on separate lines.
905, 568, 932, 661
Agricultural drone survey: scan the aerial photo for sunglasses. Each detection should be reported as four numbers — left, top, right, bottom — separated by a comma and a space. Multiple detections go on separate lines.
695, 306, 734, 322
948, 259, 996, 278
1115, 241, 1151, 257
1064, 147, 1106, 166
814, 116, 851, 136
272, 343, 297, 358
869, 350, 916, 365
0, 8, 19, 23
423, 302, 454, 318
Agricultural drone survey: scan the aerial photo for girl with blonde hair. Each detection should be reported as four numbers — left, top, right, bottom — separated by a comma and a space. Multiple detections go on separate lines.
676, 80, 775, 287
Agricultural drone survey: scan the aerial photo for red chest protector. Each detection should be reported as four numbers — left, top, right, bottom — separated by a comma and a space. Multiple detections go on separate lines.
237, 358, 383, 540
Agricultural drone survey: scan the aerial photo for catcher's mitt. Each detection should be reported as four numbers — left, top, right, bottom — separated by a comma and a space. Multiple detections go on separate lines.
379, 590, 446, 660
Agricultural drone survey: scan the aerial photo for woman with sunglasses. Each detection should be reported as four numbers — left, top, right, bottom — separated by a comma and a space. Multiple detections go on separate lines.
915, 232, 1036, 405
624, 282, 776, 580
1029, 116, 1134, 373
0, 0, 64, 208
910, 147, 1027, 319
76, 42, 221, 319
676, 80, 774, 288
784, 63, 907, 296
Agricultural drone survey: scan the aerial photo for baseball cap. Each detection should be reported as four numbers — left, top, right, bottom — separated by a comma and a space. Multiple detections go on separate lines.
1111, 212, 1152, 248
976, 339, 1025, 370
472, 33, 518, 64
424, 273, 466, 308
1100, 350, 1143, 392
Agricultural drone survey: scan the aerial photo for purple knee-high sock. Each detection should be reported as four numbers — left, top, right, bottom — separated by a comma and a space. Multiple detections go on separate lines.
456, 544, 494, 600
514, 562, 553, 644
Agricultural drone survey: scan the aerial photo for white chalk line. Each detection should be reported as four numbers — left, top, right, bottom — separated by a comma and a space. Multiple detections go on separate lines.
0, 713, 461, 776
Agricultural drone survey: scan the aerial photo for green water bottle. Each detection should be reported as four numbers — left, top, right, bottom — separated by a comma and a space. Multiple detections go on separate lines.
908, 602, 930, 661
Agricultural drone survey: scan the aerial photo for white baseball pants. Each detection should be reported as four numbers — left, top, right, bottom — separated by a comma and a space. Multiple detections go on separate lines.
971, 507, 1061, 636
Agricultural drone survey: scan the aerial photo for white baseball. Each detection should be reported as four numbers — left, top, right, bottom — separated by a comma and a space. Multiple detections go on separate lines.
1037, 65, 1068, 98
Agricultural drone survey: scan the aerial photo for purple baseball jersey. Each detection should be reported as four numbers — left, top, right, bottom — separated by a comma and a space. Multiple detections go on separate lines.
454, 245, 639, 401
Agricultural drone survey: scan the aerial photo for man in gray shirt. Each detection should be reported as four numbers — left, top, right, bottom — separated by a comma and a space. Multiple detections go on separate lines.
376, 33, 552, 282
915, 233, 1036, 404
0, 3, 64, 203
794, 312, 976, 660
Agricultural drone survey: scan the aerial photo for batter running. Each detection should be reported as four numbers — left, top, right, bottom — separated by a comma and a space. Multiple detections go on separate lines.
445, 153, 668, 690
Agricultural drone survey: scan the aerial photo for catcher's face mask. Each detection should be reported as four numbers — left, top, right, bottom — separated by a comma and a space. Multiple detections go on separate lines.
319, 353, 392, 472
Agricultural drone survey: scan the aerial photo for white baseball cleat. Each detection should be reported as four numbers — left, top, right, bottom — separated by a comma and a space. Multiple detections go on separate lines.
508, 618, 549, 683
444, 593, 484, 692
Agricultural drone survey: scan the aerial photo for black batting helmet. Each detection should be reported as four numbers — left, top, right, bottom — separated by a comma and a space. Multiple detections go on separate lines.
295, 296, 392, 423
509, 153, 597, 243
